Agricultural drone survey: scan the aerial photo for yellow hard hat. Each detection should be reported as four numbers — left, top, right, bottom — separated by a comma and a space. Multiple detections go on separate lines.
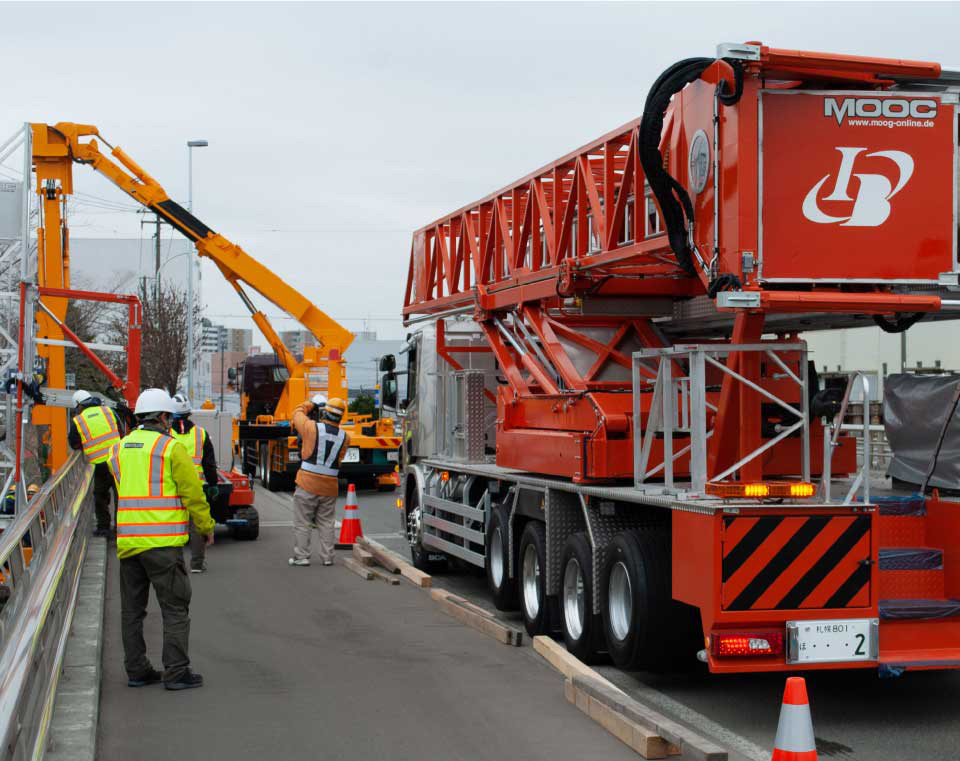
323, 397, 346, 423
27, 484, 40, 497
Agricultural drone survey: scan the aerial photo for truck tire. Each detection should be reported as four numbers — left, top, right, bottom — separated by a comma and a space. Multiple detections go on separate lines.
518, 521, 548, 636
406, 489, 446, 573
486, 503, 518, 611
231, 507, 260, 541
561, 532, 604, 663
600, 528, 671, 670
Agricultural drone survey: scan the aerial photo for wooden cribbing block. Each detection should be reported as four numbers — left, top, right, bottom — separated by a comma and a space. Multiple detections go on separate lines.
359, 537, 432, 588
432, 589, 523, 646
369, 566, 400, 585
342, 557, 373, 581
533, 635, 622, 693
352, 544, 374, 567
355, 537, 402, 573
565, 678, 673, 759
570, 675, 726, 761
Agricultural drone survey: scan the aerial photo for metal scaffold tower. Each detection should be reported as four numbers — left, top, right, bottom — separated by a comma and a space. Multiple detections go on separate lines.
0, 124, 38, 503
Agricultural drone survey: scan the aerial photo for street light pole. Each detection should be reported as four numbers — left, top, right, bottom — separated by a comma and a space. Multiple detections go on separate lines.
186, 139, 208, 403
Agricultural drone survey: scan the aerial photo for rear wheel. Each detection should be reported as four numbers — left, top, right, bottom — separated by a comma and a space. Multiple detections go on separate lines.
561, 532, 604, 663
486, 503, 518, 611
600, 527, 697, 670
519, 521, 548, 636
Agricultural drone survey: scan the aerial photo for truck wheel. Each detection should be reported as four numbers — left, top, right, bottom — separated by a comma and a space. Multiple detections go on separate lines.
519, 521, 548, 636
232, 507, 260, 541
406, 490, 445, 573
486, 503, 518, 611
600, 528, 671, 670
561, 532, 604, 663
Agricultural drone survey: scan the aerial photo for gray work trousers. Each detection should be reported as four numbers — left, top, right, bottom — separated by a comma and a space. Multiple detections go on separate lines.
93, 462, 116, 531
292, 487, 336, 563
188, 518, 207, 570
119, 546, 192, 683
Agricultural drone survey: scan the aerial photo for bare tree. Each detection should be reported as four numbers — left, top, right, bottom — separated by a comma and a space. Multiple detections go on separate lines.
106, 279, 199, 395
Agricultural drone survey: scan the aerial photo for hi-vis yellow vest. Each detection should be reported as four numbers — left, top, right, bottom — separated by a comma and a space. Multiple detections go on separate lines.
109, 428, 189, 552
74, 406, 121, 464
171, 426, 206, 478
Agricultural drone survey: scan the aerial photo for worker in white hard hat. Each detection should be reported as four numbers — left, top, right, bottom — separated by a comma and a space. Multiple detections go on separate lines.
288, 394, 349, 567
68, 389, 123, 537
106, 388, 215, 691
169, 393, 219, 573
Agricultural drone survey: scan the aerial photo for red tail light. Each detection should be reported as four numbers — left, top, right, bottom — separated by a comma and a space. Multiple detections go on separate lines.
712, 630, 784, 657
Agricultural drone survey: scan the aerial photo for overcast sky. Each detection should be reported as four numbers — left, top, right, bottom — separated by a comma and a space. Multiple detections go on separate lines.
2, 1, 958, 343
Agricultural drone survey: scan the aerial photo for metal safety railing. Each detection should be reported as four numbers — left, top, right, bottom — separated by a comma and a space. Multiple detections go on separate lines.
0, 452, 93, 761
820, 373, 873, 504
632, 343, 810, 494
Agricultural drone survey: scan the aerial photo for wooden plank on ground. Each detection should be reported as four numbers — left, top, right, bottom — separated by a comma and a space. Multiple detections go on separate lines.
369, 566, 401, 585
565, 678, 673, 759
433, 592, 523, 646
359, 537, 432, 588
342, 556, 373, 580
533, 635, 622, 692
352, 544, 374, 566
571, 675, 726, 761
355, 537, 402, 573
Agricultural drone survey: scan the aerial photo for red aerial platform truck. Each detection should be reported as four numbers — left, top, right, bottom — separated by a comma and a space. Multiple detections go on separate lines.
381, 42, 960, 674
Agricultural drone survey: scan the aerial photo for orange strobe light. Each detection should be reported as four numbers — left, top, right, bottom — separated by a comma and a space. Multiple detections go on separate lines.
706, 481, 815, 499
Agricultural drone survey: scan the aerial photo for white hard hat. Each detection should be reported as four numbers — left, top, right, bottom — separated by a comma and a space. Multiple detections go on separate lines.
311, 394, 327, 407
72, 389, 93, 407
171, 393, 192, 415
134, 388, 176, 416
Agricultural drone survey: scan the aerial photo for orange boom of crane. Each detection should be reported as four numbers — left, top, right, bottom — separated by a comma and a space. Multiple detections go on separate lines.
403, 41, 960, 486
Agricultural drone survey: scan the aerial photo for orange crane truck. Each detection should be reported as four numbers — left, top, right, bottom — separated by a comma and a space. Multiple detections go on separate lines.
29, 122, 400, 495
382, 42, 960, 674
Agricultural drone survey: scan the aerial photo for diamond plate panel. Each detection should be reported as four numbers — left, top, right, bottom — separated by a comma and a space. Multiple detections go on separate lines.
544, 489, 585, 596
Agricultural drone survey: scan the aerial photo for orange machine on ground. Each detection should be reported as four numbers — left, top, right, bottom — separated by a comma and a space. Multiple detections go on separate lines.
29, 123, 399, 493
384, 42, 960, 674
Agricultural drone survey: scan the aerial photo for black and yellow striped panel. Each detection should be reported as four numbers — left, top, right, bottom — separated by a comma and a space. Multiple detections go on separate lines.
721, 515, 871, 611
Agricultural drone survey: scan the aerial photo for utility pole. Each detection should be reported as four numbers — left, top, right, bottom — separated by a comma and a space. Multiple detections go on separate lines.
139, 212, 163, 300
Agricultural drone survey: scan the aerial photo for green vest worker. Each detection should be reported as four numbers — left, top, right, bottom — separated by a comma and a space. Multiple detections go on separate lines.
68, 389, 122, 537
106, 388, 215, 691
170, 393, 219, 573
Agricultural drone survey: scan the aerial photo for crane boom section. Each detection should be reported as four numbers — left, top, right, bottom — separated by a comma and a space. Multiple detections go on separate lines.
33, 122, 354, 362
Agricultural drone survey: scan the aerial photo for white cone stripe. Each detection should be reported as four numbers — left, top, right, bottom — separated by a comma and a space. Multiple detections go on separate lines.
773, 704, 816, 753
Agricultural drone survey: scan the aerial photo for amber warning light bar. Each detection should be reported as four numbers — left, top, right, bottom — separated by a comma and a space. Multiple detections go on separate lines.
705, 481, 815, 499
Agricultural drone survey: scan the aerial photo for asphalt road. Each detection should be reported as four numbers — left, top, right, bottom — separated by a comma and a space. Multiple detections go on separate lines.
96, 485, 641, 761
346, 486, 960, 761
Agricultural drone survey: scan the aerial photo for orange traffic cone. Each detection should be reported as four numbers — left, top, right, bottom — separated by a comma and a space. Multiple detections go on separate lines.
772, 677, 818, 761
335, 483, 364, 549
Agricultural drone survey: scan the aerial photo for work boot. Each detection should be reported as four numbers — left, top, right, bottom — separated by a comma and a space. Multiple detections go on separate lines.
288, 557, 310, 567
93, 526, 109, 538
190, 561, 207, 574
165, 670, 204, 691
128, 667, 162, 688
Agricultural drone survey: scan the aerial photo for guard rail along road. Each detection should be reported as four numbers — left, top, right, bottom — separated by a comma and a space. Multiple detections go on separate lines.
0, 452, 93, 761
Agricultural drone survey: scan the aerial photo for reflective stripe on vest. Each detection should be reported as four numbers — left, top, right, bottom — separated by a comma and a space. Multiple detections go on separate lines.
170, 426, 205, 476
115, 429, 188, 551
301, 423, 346, 477
75, 406, 121, 464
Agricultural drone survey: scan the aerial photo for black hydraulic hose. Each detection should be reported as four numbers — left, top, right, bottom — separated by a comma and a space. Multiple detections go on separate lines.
873, 313, 925, 333
717, 60, 745, 106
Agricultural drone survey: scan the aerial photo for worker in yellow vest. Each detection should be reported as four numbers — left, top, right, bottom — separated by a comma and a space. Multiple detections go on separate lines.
68, 389, 123, 537
106, 388, 214, 691
170, 393, 219, 573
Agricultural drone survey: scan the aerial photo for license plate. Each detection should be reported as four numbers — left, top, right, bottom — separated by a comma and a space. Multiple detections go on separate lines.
787, 618, 877, 664
342, 447, 360, 463
387, 451, 399, 462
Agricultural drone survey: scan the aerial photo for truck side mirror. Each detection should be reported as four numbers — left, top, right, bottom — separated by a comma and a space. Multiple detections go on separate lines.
381, 371, 398, 409
379, 355, 396, 372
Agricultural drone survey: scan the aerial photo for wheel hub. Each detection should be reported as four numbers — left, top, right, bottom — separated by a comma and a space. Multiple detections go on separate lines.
490, 527, 504, 588
522, 543, 541, 620
406, 503, 422, 548
608, 561, 633, 642
562, 557, 585, 640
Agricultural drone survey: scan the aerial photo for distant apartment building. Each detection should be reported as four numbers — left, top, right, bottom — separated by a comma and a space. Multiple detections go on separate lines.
279, 330, 317, 355
225, 327, 252, 354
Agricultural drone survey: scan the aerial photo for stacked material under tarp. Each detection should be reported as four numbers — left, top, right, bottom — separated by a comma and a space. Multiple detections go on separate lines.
884, 373, 960, 491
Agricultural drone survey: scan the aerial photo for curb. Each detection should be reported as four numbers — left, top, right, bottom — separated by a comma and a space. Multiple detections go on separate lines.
45, 538, 107, 761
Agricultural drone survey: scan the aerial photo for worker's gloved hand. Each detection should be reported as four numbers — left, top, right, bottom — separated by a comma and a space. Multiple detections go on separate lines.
204, 532, 215, 547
